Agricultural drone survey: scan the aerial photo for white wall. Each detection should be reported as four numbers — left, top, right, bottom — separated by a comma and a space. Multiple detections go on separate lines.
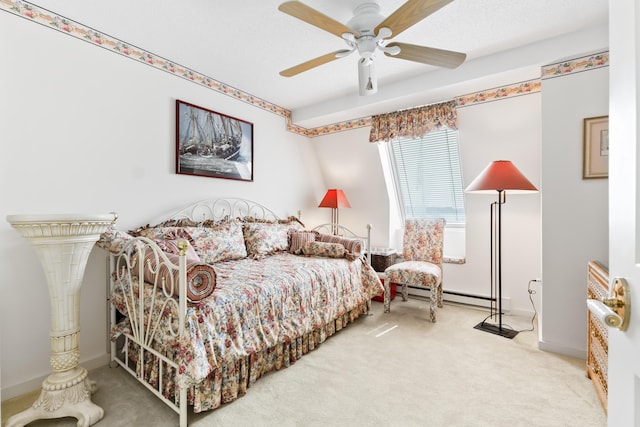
309, 127, 391, 246
0, 13, 325, 398
540, 67, 609, 357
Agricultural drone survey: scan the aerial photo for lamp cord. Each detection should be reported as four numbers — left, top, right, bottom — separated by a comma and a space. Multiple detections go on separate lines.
517, 279, 539, 332
477, 279, 539, 333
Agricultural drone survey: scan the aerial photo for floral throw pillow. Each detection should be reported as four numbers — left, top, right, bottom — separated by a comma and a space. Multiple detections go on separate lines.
302, 241, 347, 258
96, 225, 134, 255
189, 222, 247, 264
132, 222, 247, 264
243, 222, 291, 259
152, 239, 201, 261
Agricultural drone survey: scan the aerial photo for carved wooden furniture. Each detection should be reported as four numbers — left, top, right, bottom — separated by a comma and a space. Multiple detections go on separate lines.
586, 260, 609, 413
6, 213, 116, 427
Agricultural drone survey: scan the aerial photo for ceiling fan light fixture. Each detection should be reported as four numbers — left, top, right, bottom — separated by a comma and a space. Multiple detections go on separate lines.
358, 60, 377, 96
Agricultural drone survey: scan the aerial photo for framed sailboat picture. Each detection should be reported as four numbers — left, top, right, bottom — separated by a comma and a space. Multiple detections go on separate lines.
176, 100, 254, 181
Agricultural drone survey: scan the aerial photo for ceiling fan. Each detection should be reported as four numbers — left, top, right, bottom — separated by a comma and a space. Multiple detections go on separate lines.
278, 0, 466, 96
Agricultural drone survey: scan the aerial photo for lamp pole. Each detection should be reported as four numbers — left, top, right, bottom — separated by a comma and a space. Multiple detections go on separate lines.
497, 189, 504, 332
480, 188, 518, 338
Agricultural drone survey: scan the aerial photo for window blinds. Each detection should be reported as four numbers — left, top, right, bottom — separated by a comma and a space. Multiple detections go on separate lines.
389, 128, 465, 224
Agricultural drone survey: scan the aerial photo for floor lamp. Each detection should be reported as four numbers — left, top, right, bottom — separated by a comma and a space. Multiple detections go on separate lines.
466, 160, 538, 339
318, 189, 351, 235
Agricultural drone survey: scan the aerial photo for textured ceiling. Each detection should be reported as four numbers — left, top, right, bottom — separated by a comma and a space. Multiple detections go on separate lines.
32, 0, 608, 128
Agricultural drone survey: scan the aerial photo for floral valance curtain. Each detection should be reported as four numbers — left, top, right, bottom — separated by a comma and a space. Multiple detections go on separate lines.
369, 100, 458, 143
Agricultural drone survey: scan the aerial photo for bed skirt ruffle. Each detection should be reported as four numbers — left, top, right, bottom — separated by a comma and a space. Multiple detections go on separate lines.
124, 301, 369, 413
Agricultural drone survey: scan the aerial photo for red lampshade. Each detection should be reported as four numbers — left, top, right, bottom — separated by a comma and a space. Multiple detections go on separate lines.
466, 160, 538, 194
318, 189, 351, 208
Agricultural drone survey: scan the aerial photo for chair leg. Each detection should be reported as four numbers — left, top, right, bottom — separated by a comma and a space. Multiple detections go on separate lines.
401, 284, 408, 301
429, 286, 438, 323
383, 281, 391, 313
437, 283, 444, 308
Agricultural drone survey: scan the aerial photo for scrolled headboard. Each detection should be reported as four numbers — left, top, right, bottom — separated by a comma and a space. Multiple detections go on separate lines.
155, 198, 281, 224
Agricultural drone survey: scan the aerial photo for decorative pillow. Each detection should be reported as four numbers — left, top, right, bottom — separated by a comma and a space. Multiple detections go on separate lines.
302, 241, 347, 258
136, 251, 216, 302
144, 218, 199, 228
133, 222, 247, 264
151, 217, 231, 228
152, 239, 201, 261
190, 222, 247, 264
289, 230, 317, 255
243, 222, 292, 258
316, 233, 363, 256
243, 215, 305, 229
96, 226, 134, 254
131, 225, 194, 243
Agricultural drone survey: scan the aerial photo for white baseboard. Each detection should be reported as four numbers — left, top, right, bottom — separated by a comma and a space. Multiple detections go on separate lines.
538, 339, 586, 360
1, 354, 110, 401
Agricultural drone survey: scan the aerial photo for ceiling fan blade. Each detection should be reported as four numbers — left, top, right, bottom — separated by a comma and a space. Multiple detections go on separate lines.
375, 0, 453, 38
280, 50, 351, 77
279, 1, 358, 39
385, 42, 466, 68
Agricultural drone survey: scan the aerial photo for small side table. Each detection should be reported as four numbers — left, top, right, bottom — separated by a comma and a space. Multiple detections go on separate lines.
370, 248, 398, 302
6, 213, 116, 427
370, 247, 398, 273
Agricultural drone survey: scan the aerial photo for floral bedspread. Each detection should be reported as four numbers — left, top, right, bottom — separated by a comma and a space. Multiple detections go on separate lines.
111, 252, 382, 390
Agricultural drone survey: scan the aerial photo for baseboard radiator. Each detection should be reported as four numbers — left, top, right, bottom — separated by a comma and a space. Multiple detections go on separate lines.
403, 286, 510, 312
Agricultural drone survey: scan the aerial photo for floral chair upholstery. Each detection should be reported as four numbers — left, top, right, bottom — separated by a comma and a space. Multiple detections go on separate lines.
383, 218, 445, 322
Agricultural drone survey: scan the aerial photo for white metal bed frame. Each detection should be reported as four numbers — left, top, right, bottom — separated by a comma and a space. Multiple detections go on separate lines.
108, 198, 372, 427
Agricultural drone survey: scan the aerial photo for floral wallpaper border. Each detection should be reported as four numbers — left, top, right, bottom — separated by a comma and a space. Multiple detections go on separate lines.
541, 51, 609, 79
455, 79, 541, 107
1, 1, 608, 138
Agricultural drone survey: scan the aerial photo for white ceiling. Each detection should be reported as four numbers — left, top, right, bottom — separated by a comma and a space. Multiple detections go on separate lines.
33, 0, 608, 128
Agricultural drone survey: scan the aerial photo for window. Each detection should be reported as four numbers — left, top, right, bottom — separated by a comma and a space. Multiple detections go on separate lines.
387, 128, 465, 225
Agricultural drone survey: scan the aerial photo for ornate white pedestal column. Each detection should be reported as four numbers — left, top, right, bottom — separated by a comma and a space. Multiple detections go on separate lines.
5, 213, 116, 427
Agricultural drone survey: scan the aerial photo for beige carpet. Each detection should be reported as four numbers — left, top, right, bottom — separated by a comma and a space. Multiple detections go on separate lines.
2, 298, 607, 427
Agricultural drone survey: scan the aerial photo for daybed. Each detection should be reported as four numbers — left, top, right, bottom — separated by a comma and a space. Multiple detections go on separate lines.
97, 198, 383, 426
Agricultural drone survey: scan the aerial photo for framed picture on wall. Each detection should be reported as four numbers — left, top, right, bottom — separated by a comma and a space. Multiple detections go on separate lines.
583, 115, 608, 179
176, 100, 253, 181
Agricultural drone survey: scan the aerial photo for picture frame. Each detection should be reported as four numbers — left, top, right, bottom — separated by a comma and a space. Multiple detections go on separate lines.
583, 115, 608, 179
176, 100, 253, 181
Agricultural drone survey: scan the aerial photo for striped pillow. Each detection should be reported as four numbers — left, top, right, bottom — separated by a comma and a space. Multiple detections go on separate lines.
289, 231, 317, 255
316, 233, 363, 256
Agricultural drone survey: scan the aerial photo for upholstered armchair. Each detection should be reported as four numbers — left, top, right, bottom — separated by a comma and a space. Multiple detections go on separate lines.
383, 218, 446, 322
